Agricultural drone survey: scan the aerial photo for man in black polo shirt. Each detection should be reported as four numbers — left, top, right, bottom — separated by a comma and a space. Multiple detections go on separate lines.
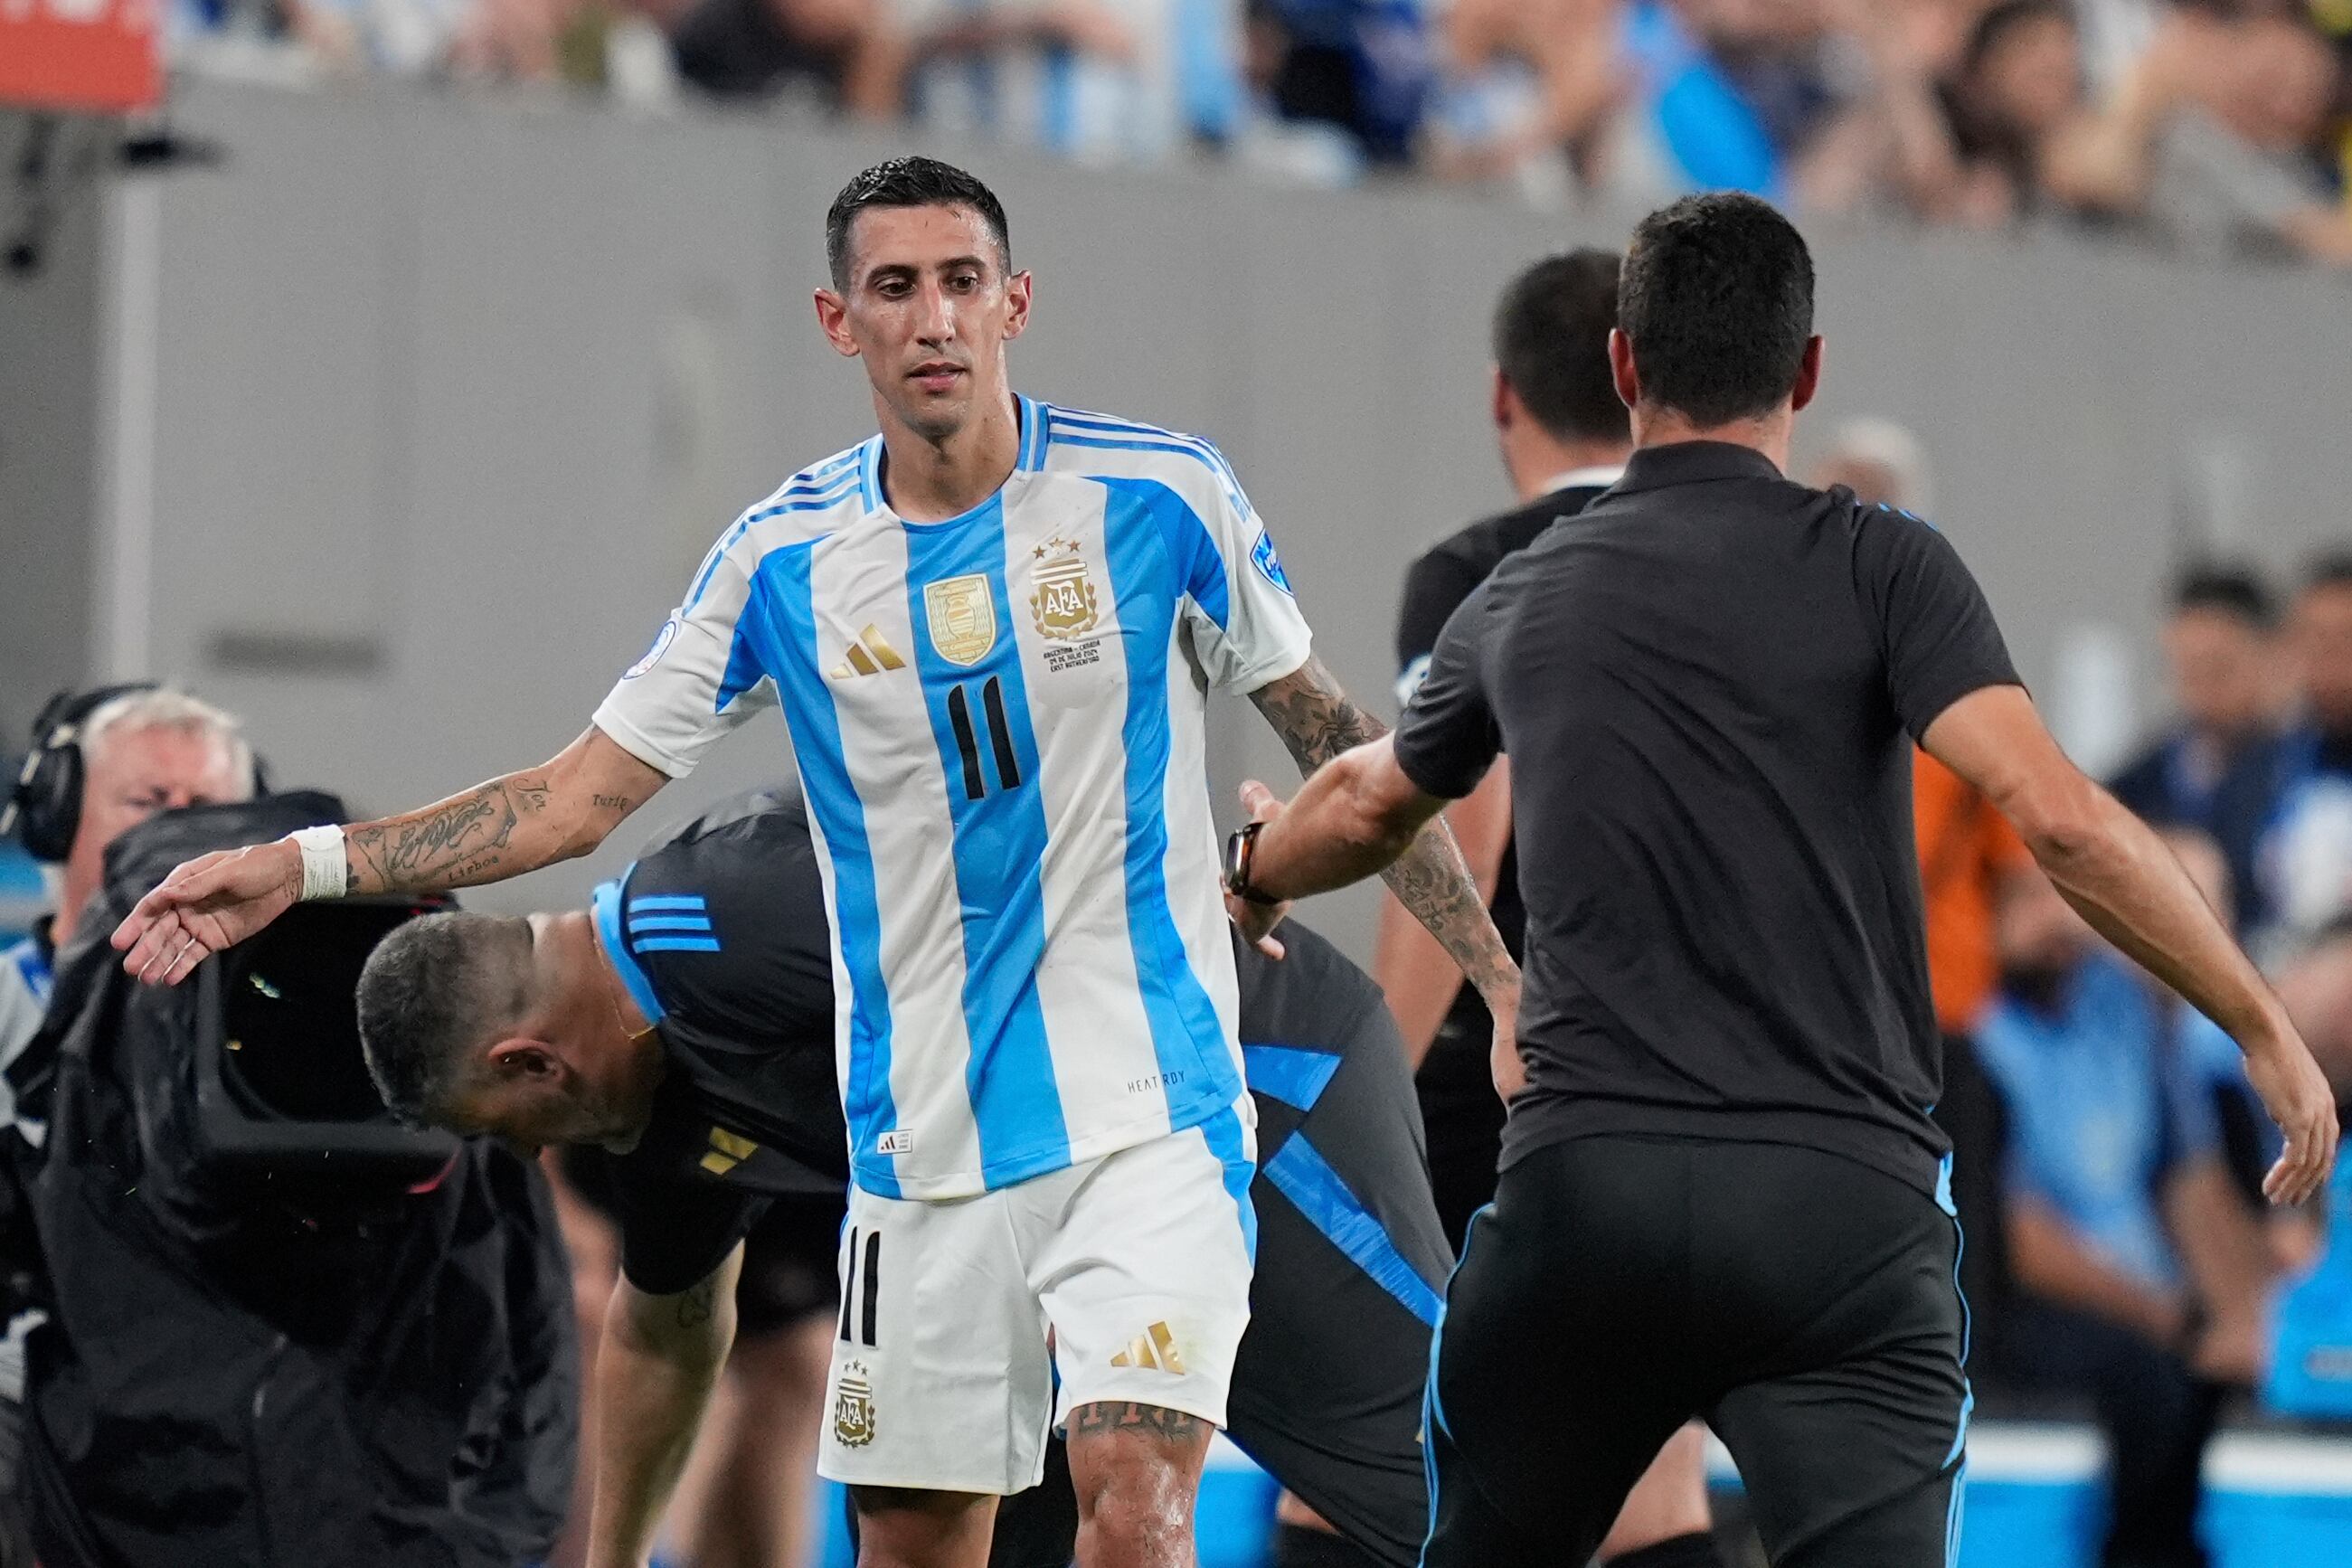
1379, 247, 1719, 1568
1220, 192, 2339, 1567
351, 789, 1450, 1568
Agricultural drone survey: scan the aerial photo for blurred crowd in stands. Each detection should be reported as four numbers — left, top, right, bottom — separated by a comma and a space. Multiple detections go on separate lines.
165, 0, 2352, 267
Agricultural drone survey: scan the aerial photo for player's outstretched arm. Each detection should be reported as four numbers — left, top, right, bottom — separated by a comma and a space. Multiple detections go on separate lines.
1249, 658, 1518, 1023
1923, 684, 2339, 1205
585, 1246, 743, 1568
111, 725, 666, 986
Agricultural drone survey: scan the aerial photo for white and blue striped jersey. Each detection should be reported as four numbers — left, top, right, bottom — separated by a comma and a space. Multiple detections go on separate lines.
593, 398, 1312, 1201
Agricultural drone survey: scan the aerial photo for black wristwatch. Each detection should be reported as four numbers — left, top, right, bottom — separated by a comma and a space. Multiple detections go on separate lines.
1222, 821, 1282, 906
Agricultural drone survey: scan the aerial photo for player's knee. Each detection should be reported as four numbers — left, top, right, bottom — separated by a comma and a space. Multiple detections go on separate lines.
1073, 1473, 1194, 1566
850, 1486, 996, 1568
1066, 1401, 1210, 1555
1598, 1426, 1716, 1559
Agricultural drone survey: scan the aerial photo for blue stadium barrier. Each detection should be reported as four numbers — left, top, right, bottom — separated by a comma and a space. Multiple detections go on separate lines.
804, 1424, 2352, 1568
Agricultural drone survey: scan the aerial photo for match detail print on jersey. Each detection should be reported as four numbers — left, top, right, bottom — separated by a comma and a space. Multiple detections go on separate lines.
590, 397, 1314, 1200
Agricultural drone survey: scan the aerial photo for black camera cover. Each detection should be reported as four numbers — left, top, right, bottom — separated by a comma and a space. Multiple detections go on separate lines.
7, 792, 577, 1567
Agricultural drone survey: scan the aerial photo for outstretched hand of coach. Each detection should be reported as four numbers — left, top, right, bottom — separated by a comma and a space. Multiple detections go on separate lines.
2242, 1029, 2340, 1208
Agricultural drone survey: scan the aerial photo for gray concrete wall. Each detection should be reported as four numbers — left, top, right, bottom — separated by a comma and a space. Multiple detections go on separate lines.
0, 114, 108, 742
10, 79, 2352, 957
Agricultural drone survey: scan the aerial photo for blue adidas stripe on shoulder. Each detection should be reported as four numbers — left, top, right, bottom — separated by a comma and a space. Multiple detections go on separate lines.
748, 474, 862, 522
628, 914, 714, 934
684, 454, 868, 609
1047, 412, 1247, 511
635, 935, 722, 954
1049, 409, 1241, 480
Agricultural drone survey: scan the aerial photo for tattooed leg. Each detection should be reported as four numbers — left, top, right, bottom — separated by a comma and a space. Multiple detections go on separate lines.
1065, 1402, 1213, 1568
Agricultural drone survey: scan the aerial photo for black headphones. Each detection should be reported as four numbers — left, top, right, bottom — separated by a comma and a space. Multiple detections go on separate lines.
3, 684, 164, 863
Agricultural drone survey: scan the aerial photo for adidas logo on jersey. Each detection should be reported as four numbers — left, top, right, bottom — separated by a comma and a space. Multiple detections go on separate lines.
1109, 1322, 1185, 1374
829, 626, 907, 680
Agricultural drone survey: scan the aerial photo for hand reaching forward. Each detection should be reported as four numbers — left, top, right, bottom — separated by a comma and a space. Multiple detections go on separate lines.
111, 838, 302, 986
1223, 779, 1291, 961
2243, 1026, 2340, 1207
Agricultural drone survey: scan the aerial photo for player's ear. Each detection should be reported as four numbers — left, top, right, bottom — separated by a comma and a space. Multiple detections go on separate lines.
813, 288, 862, 359
1607, 328, 1639, 412
1790, 335, 1824, 413
1490, 366, 1515, 433
486, 1035, 563, 1082
1001, 269, 1033, 342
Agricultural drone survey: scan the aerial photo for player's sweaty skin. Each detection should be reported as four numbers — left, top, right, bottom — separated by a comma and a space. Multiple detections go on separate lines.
1067, 1402, 1212, 1568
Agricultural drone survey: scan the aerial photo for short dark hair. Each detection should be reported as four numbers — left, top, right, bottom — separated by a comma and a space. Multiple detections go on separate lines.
1617, 193, 1816, 428
2173, 562, 2276, 628
826, 157, 1012, 291
1491, 250, 1629, 445
355, 912, 534, 1126
1965, 0, 2075, 77
2307, 552, 2352, 595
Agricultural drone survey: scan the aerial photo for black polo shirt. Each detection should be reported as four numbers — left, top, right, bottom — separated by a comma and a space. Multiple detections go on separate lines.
1393, 475, 1620, 1012
1392, 476, 1615, 1236
1393, 440, 2021, 1195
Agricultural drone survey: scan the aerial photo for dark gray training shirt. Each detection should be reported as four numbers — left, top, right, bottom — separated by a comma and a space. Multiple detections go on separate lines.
1393, 440, 2020, 1196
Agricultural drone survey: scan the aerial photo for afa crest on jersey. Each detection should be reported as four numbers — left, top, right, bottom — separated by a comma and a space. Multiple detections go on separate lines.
1029, 535, 1101, 641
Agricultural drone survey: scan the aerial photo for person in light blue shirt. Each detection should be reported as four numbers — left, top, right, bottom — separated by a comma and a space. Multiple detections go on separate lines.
1976, 866, 2269, 1568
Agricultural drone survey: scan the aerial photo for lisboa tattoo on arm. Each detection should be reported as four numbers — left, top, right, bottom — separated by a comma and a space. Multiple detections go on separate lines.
1250, 658, 1516, 1006
343, 773, 552, 895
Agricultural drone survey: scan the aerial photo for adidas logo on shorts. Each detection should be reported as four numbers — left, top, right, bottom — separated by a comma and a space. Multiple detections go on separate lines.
1109, 1322, 1185, 1374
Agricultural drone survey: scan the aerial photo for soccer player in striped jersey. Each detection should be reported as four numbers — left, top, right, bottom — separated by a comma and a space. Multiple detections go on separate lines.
353, 788, 1451, 1568
110, 156, 1512, 1568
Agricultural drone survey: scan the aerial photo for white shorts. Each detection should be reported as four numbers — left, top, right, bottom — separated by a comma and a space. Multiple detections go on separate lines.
817, 1101, 1257, 1495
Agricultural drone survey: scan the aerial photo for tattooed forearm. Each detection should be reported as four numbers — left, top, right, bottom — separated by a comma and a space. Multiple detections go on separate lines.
1384, 828, 1517, 1009
331, 731, 658, 899
342, 773, 554, 895
1249, 656, 1385, 771
1252, 659, 1516, 1011
1068, 1402, 1204, 1442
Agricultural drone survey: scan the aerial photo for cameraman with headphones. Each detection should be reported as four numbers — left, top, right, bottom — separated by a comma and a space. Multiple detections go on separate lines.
1, 686, 258, 1115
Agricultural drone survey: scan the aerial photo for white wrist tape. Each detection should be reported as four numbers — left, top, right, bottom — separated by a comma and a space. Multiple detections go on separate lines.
291, 826, 348, 902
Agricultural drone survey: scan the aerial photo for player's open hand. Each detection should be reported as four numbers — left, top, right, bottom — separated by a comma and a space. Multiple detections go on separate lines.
1225, 779, 1290, 959
111, 838, 302, 986
2243, 1024, 2339, 1206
